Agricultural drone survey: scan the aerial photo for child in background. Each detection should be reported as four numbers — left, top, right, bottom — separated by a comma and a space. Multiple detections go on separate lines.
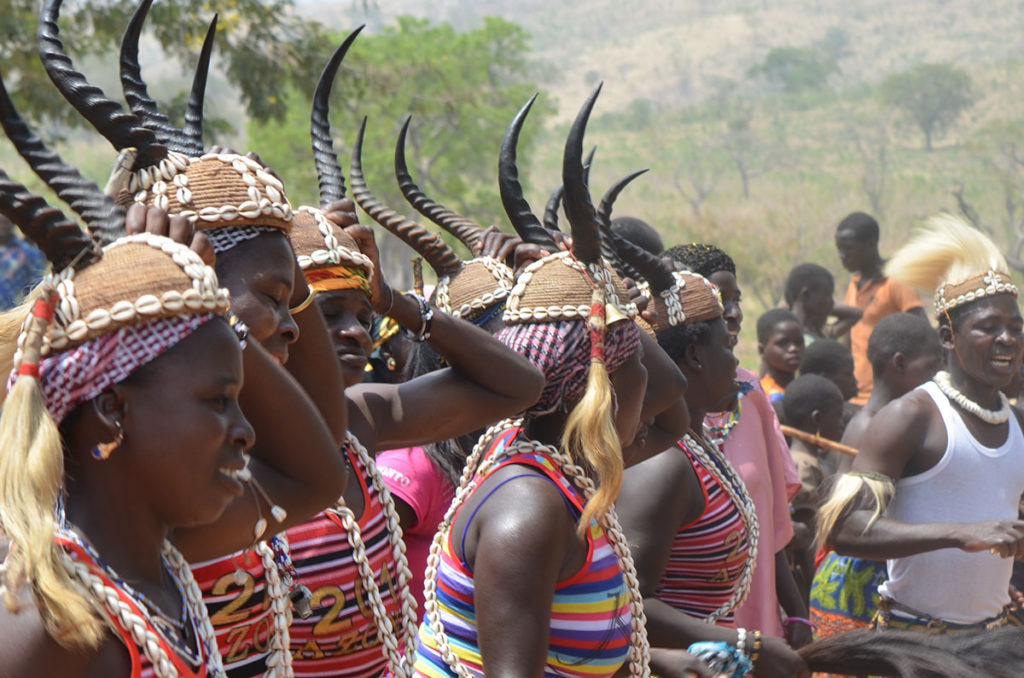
799, 338, 858, 402
782, 375, 846, 606
809, 313, 941, 660
785, 263, 863, 346
758, 308, 805, 403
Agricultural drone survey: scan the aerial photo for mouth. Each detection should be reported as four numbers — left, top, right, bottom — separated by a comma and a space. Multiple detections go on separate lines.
268, 348, 288, 366
336, 348, 369, 370
216, 453, 249, 497
991, 356, 1015, 372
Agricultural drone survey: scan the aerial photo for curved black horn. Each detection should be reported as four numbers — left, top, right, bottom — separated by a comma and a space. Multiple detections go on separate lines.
350, 117, 462, 278
0, 69, 124, 246
396, 115, 485, 254
595, 168, 650, 281
498, 94, 558, 252
597, 168, 649, 228
543, 184, 563, 233
120, 0, 177, 140
311, 25, 364, 206
180, 13, 218, 155
0, 170, 98, 270
583, 145, 596, 186
39, 0, 165, 167
607, 229, 675, 294
562, 84, 603, 264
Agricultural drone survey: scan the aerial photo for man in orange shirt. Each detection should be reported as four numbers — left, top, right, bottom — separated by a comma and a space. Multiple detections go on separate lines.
834, 212, 926, 405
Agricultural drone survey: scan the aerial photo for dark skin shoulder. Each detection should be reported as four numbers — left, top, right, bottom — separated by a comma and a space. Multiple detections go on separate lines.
452, 463, 580, 676
0, 590, 129, 678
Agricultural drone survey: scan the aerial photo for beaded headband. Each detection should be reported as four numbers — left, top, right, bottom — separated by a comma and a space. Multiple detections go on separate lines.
935, 269, 1018, 318
503, 252, 635, 324
24, 234, 229, 356
434, 257, 513, 320
655, 271, 724, 330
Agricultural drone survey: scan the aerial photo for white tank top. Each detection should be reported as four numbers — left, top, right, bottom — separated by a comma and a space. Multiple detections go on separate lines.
878, 380, 1024, 623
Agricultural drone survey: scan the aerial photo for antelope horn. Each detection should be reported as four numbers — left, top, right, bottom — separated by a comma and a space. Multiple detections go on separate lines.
596, 168, 649, 279
606, 228, 675, 295
498, 94, 558, 252
543, 184, 563, 233
311, 26, 364, 206
38, 0, 165, 167
180, 13, 218, 155
562, 84, 603, 265
0, 69, 124, 246
350, 117, 462, 278
395, 115, 485, 255
119, 0, 177, 141
583, 145, 596, 186
0, 169, 98, 270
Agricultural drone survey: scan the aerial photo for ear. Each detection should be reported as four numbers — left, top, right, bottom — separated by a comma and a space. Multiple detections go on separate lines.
891, 352, 907, 373
937, 322, 955, 352
757, 341, 765, 357
810, 408, 822, 428
683, 340, 703, 372
92, 388, 128, 432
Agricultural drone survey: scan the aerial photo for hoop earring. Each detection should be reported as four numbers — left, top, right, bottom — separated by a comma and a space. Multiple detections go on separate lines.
92, 421, 124, 460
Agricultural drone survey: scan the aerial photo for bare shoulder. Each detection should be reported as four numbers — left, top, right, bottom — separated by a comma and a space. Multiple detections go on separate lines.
854, 389, 941, 477
0, 592, 130, 678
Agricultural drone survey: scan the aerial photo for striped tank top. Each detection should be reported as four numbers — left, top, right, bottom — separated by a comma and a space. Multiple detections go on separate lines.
191, 539, 275, 675
413, 431, 632, 678
285, 442, 402, 677
57, 536, 214, 678
655, 439, 751, 624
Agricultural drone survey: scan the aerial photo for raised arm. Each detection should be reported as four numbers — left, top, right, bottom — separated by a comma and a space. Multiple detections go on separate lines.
345, 225, 544, 452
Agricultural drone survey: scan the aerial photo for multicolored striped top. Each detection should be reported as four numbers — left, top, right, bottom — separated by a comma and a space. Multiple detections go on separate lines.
57, 536, 213, 678
413, 430, 632, 677
285, 442, 402, 677
655, 440, 751, 624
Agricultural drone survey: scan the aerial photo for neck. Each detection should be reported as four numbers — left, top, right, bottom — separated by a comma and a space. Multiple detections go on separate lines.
789, 432, 823, 457
688, 406, 707, 435
863, 380, 896, 416
857, 255, 884, 281
763, 363, 794, 387
63, 459, 168, 584
947, 362, 1003, 411
524, 411, 569, 449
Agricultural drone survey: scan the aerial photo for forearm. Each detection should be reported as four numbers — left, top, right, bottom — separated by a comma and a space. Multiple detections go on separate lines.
388, 286, 542, 405
286, 287, 347, 444
644, 596, 738, 649
832, 511, 962, 559
639, 331, 686, 422
775, 549, 809, 618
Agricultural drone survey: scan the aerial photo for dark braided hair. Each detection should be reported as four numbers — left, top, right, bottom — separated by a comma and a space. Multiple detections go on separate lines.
665, 242, 735, 277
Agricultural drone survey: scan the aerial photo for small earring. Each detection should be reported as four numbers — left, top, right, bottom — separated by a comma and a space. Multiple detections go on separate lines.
386, 356, 397, 371
92, 421, 124, 460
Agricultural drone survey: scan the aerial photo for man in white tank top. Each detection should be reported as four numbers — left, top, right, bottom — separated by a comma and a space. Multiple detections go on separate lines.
817, 216, 1024, 631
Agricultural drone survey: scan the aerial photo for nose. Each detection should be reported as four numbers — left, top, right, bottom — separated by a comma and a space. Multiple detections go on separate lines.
336, 315, 372, 356
277, 306, 300, 345
230, 406, 256, 451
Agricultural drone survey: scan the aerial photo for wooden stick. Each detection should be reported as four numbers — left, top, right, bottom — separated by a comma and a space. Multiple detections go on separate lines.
781, 425, 859, 457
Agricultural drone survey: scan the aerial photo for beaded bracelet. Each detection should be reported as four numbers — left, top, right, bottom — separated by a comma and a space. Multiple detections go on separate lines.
409, 293, 434, 342
750, 629, 763, 669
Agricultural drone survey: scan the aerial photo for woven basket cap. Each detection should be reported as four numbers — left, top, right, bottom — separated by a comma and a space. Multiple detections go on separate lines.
651, 271, 723, 332
935, 269, 1018, 318
42, 233, 229, 354
503, 251, 637, 325
434, 256, 513, 319
114, 150, 293, 233
289, 206, 373, 278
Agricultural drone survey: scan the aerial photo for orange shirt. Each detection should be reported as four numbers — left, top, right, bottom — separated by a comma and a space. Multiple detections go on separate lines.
844, 275, 923, 404
760, 373, 786, 403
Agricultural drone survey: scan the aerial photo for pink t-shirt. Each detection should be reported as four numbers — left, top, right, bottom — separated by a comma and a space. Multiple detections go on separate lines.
376, 446, 455, 614
707, 367, 800, 637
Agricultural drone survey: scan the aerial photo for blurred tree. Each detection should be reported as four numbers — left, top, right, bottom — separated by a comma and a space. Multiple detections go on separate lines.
880, 63, 975, 151
0, 0, 329, 130
747, 45, 838, 94
248, 16, 552, 285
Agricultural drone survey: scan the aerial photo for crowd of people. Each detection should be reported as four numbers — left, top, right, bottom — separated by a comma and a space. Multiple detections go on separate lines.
1, 4, 1024, 677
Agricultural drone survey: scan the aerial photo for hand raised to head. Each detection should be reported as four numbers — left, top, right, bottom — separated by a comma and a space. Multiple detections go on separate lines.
124, 204, 213, 265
